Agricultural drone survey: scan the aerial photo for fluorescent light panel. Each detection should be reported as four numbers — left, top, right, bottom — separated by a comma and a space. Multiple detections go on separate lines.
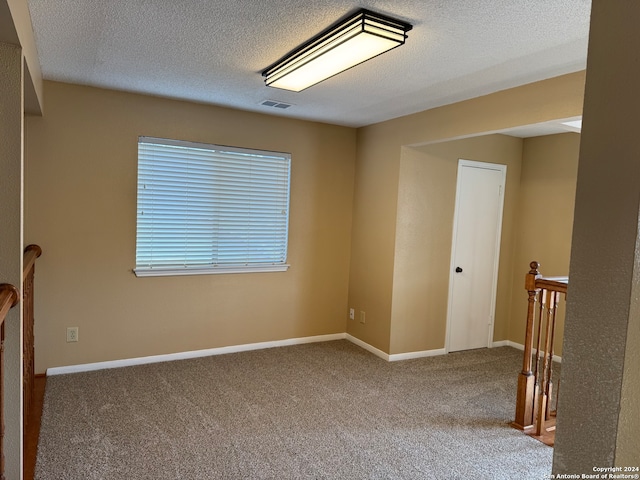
263, 9, 412, 92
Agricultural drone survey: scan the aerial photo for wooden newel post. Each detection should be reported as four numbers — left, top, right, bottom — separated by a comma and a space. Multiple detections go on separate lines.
512, 261, 541, 430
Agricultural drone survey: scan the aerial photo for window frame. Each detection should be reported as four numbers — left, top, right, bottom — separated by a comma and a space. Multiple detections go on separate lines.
134, 136, 291, 277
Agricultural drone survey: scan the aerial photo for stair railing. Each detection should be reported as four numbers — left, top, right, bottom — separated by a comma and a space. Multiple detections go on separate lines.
0, 283, 20, 480
512, 261, 567, 444
23, 244, 42, 429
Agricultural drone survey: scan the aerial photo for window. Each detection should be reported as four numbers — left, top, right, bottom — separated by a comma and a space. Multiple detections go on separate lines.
134, 137, 291, 277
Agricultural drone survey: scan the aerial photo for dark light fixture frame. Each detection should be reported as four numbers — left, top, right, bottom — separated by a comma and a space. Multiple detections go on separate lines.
262, 8, 413, 91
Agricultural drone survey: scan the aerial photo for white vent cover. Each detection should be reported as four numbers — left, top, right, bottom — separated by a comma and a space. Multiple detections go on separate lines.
261, 100, 293, 109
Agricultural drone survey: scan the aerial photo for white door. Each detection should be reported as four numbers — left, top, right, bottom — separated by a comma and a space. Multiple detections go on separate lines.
446, 160, 506, 352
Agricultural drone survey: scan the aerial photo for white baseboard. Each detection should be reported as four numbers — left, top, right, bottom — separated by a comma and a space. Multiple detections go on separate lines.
47, 333, 347, 376
345, 334, 446, 362
493, 339, 562, 363
48, 333, 548, 376
388, 348, 447, 361
345, 334, 390, 361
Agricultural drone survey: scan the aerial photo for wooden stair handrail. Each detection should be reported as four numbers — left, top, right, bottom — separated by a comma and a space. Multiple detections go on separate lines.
23, 244, 42, 280
536, 276, 568, 295
0, 284, 20, 325
0, 283, 20, 480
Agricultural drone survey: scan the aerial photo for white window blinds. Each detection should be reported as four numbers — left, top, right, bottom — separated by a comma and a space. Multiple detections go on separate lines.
135, 137, 291, 276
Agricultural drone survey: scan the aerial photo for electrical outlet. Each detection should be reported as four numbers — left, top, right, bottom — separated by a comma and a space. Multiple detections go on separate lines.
66, 327, 79, 343
359, 311, 366, 324
349, 308, 355, 320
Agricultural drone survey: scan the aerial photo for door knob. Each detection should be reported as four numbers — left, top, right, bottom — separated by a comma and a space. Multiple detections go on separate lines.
455, 267, 463, 273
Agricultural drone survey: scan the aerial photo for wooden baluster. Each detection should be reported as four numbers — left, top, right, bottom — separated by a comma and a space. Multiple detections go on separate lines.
532, 287, 546, 429
545, 290, 559, 420
512, 261, 541, 430
535, 287, 555, 436
23, 270, 34, 426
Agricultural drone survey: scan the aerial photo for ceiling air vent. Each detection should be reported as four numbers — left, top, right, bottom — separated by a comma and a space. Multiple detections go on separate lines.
261, 100, 293, 109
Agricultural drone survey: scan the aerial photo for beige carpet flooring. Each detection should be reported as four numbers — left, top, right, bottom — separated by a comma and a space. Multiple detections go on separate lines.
35, 340, 553, 479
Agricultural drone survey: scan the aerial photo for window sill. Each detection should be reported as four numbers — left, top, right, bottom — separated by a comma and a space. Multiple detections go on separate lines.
133, 264, 290, 277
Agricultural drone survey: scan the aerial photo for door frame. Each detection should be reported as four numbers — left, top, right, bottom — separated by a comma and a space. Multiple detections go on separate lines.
444, 159, 507, 353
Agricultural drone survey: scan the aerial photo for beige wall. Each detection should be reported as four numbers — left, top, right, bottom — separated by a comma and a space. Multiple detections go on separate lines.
617, 274, 640, 465
0, 41, 25, 480
509, 133, 581, 354
389, 135, 523, 354
348, 72, 585, 353
26, 74, 587, 371
554, 0, 640, 471
25, 81, 356, 372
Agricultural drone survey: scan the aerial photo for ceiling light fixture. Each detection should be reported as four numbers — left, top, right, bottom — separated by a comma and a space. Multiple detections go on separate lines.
262, 9, 412, 92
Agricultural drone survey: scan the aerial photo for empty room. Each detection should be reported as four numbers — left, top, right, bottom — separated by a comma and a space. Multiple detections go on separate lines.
1, 0, 638, 478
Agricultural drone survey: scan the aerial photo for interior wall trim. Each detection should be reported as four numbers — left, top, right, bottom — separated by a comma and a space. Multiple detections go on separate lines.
345, 334, 447, 362
46, 334, 533, 376
493, 340, 562, 363
345, 334, 390, 361
46, 333, 347, 375
388, 347, 447, 362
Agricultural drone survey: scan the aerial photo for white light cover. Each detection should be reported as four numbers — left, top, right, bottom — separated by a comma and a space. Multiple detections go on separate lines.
264, 11, 411, 92
269, 34, 399, 91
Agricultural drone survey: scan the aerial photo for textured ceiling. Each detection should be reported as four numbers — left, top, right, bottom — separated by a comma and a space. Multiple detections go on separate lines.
27, 0, 591, 128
